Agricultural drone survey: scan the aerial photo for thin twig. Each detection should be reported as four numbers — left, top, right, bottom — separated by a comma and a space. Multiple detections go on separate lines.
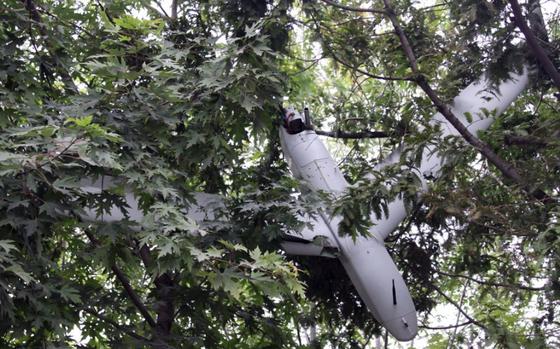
154, 0, 170, 18
288, 59, 320, 76
36, 5, 96, 38
431, 284, 487, 329
361, 328, 375, 349
437, 270, 545, 291
447, 280, 469, 349
320, 0, 386, 14
504, 134, 549, 147
96, 0, 116, 25
20, 0, 78, 93
82, 308, 151, 342
315, 129, 389, 139
311, 16, 413, 82
417, 3, 449, 13
419, 320, 474, 330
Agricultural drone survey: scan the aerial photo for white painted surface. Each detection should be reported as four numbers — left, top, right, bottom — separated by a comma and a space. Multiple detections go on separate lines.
278, 70, 529, 341
79, 177, 224, 224
279, 111, 418, 341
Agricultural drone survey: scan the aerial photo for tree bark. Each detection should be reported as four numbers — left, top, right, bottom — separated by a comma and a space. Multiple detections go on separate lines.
138, 245, 175, 339
154, 274, 175, 337
509, 0, 560, 90
171, 0, 178, 20
84, 231, 157, 328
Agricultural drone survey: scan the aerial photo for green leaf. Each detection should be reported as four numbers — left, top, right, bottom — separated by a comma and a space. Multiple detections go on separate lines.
65, 115, 93, 127
58, 286, 82, 304
0, 240, 17, 253
4, 264, 34, 284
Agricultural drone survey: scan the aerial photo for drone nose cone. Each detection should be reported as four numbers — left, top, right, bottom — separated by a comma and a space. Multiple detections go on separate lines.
384, 311, 418, 341
339, 238, 418, 342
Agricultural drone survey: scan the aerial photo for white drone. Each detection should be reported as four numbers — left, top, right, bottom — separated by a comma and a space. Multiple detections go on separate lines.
80, 68, 529, 341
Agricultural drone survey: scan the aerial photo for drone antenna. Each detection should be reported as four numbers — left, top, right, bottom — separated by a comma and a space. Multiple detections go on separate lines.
303, 107, 312, 129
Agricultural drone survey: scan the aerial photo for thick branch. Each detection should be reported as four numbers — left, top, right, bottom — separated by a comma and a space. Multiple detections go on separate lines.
171, 0, 178, 20
138, 245, 175, 337
84, 231, 157, 328
527, 0, 550, 43
509, 0, 560, 90
315, 129, 389, 139
382, 2, 418, 72
109, 265, 157, 328
382, 0, 550, 202
320, 0, 385, 14
153, 273, 174, 337
416, 78, 526, 183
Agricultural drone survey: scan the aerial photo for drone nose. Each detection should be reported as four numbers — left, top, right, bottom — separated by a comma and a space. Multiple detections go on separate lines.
384, 310, 418, 341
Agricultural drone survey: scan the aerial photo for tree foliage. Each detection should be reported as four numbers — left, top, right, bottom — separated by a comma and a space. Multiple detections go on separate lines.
0, 0, 559, 348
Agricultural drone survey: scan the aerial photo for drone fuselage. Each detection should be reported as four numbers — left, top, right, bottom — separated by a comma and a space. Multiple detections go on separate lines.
278, 69, 529, 341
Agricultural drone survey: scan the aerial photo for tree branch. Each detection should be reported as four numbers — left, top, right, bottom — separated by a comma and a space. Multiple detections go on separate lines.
527, 0, 550, 44
96, 0, 116, 25
153, 0, 170, 18
138, 244, 175, 338
320, 0, 386, 14
20, 0, 78, 93
109, 265, 157, 328
329, 48, 413, 81
504, 133, 549, 147
448, 280, 470, 348
145, 4, 171, 21
82, 308, 151, 342
171, 0, 178, 20
315, 129, 389, 139
381, 0, 551, 202
437, 270, 545, 291
509, 0, 560, 90
419, 320, 474, 330
36, 5, 96, 38
311, 16, 413, 82
381, 2, 418, 72
84, 231, 157, 328
431, 284, 487, 329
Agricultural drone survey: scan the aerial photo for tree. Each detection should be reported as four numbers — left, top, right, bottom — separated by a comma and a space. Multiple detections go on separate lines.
0, 0, 558, 348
